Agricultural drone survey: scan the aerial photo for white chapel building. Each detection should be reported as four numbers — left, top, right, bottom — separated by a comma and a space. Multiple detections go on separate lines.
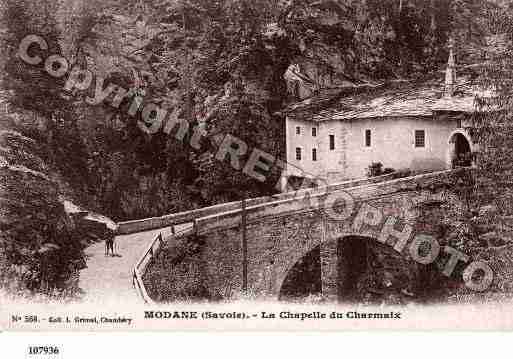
282, 44, 487, 189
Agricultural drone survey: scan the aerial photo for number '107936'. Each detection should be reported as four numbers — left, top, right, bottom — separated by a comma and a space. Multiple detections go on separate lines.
28, 346, 60, 355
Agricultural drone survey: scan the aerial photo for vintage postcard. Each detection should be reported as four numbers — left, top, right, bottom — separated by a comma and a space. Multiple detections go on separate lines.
1, 0, 513, 333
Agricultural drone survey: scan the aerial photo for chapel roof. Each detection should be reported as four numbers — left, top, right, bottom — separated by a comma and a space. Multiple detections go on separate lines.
284, 78, 493, 123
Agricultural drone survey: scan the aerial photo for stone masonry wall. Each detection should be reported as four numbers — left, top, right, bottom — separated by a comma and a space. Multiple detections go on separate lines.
187, 171, 461, 302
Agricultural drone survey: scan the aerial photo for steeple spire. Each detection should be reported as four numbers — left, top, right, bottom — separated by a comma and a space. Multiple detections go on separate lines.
444, 37, 456, 97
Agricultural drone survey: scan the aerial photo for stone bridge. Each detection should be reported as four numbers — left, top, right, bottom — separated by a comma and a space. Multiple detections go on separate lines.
143, 169, 465, 302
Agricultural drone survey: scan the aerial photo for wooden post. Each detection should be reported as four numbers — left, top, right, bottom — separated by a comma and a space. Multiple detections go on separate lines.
241, 198, 248, 294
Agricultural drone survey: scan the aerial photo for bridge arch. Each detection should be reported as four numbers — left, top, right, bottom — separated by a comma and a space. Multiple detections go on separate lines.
277, 235, 379, 302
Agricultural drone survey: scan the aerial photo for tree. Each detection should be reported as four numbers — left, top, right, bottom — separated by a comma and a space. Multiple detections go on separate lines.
470, 1, 513, 218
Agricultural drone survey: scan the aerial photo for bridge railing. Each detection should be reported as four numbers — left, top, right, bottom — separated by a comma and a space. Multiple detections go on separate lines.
132, 227, 193, 304
117, 172, 399, 235
193, 168, 464, 234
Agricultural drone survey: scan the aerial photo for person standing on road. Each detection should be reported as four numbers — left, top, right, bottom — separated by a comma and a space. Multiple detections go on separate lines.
105, 232, 115, 256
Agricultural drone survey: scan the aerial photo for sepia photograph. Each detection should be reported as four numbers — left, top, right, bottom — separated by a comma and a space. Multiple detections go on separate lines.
1, 0, 513, 333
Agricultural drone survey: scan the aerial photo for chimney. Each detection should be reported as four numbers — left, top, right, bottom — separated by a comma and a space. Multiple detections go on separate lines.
444, 37, 456, 97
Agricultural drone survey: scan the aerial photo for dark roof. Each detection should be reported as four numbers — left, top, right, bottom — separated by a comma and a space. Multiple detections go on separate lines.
285, 78, 493, 122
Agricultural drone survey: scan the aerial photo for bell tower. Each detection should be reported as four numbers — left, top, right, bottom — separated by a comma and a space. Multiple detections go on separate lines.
444, 37, 456, 97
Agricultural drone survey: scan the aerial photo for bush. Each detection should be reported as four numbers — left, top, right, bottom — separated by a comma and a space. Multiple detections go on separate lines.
367, 163, 397, 177
143, 235, 215, 302
0, 168, 86, 298
367, 162, 383, 177
393, 168, 412, 179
